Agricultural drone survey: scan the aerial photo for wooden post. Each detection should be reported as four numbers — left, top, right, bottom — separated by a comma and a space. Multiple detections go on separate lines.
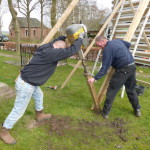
78, 49, 99, 109
41, 0, 79, 45
137, 79, 150, 86
97, 0, 149, 105
86, 76, 99, 110
61, 0, 125, 89
97, 68, 115, 105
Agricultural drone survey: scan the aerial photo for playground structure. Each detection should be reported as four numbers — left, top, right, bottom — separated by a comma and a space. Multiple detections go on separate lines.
27, 0, 150, 111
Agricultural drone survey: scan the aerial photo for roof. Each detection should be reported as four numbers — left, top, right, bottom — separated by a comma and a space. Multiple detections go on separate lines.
84, 19, 101, 32
84, 15, 110, 32
10, 17, 47, 28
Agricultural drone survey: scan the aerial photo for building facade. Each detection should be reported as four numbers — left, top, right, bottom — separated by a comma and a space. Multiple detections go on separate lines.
9, 17, 50, 40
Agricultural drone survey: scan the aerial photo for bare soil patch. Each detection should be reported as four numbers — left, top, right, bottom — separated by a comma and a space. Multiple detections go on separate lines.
28, 115, 129, 143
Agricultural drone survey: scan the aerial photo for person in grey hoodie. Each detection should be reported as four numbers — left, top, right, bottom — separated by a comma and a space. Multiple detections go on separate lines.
0, 34, 84, 145
88, 35, 141, 119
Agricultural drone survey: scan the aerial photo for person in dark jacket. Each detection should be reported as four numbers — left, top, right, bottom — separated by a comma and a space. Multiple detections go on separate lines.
0, 35, 84, 144
88, 35, 141, 119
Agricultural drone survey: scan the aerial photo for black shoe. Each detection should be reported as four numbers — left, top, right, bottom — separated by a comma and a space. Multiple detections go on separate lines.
100, 110, 109, 119
134, 109, 141, 117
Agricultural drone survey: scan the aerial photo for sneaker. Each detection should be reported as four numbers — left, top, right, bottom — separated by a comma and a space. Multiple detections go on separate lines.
100, 110, 109, 119
134, 109, 141, 117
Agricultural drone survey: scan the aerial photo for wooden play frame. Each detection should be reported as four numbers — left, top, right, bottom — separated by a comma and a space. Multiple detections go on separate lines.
17, 0, 150, 111
60, 0, 150, 110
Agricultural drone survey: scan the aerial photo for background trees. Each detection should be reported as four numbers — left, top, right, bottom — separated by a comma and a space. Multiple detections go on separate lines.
54, 0, 109, 34
1, 0, 111, 42
38, 0, 50, 41
0, 0, 7, 34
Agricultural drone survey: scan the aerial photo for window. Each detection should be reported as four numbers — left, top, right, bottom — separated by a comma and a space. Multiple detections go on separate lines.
25, 29, 28, 36
33, 30, 36, 36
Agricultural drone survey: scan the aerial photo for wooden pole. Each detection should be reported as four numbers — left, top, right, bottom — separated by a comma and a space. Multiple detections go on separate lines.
41, 0, 79, 45
97, 0, 150, 105
61, 0, 125, 89
97, 68, 115, 106
137, 79, 150, 86
78, 49, 99, 109
86, 76, 99, 110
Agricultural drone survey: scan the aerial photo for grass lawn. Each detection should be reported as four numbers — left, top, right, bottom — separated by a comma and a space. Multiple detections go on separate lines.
0, 49, 150, 150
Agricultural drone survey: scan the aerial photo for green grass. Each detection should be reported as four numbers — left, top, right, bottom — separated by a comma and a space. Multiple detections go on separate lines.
0, 50, 150, 150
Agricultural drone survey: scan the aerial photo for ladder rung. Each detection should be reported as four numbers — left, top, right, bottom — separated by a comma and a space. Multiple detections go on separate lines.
130, 50, 150, 57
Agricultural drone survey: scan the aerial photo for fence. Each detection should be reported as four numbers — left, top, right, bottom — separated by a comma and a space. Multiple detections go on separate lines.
20, 44, 39, 66
1, 42, 102, 66
20, 44, 100, 67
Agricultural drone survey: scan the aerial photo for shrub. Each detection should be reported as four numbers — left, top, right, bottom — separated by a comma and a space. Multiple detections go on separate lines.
4, 42, 16, 51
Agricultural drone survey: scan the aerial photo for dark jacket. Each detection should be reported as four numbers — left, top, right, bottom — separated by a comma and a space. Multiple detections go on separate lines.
21, 36, 83, 86
94, 39, 134, 80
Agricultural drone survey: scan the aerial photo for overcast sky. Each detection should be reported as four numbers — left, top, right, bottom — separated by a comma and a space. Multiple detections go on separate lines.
1, 0, 113, 32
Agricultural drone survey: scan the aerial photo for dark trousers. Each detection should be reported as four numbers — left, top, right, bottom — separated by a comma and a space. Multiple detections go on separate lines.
103, 64, 141, 115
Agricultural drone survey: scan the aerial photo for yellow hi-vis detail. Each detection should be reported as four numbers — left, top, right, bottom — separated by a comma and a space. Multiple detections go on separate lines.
67, 27, 85, 44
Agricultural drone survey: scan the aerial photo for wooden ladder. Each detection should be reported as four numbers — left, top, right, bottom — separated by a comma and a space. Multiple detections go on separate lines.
97, 0, 150, 107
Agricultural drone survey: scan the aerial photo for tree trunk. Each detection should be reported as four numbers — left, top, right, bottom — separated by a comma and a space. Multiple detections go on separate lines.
27, 1, 31, 38
8, 0, 20, 53
0, 0, 2, 34
40, 0, 43, 41
27, 15, 31, 38
0, 17, 2, 34
51, 0, 56, 27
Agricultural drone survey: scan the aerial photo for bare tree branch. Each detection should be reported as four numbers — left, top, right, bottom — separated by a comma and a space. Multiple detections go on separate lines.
38, 0, 50, 41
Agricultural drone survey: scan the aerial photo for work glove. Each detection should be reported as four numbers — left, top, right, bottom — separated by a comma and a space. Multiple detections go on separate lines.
79, 32, 86, 39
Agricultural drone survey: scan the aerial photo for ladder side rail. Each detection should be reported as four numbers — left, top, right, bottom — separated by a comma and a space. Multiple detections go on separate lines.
121, 5, 150, 98
110, 0, 125, 40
